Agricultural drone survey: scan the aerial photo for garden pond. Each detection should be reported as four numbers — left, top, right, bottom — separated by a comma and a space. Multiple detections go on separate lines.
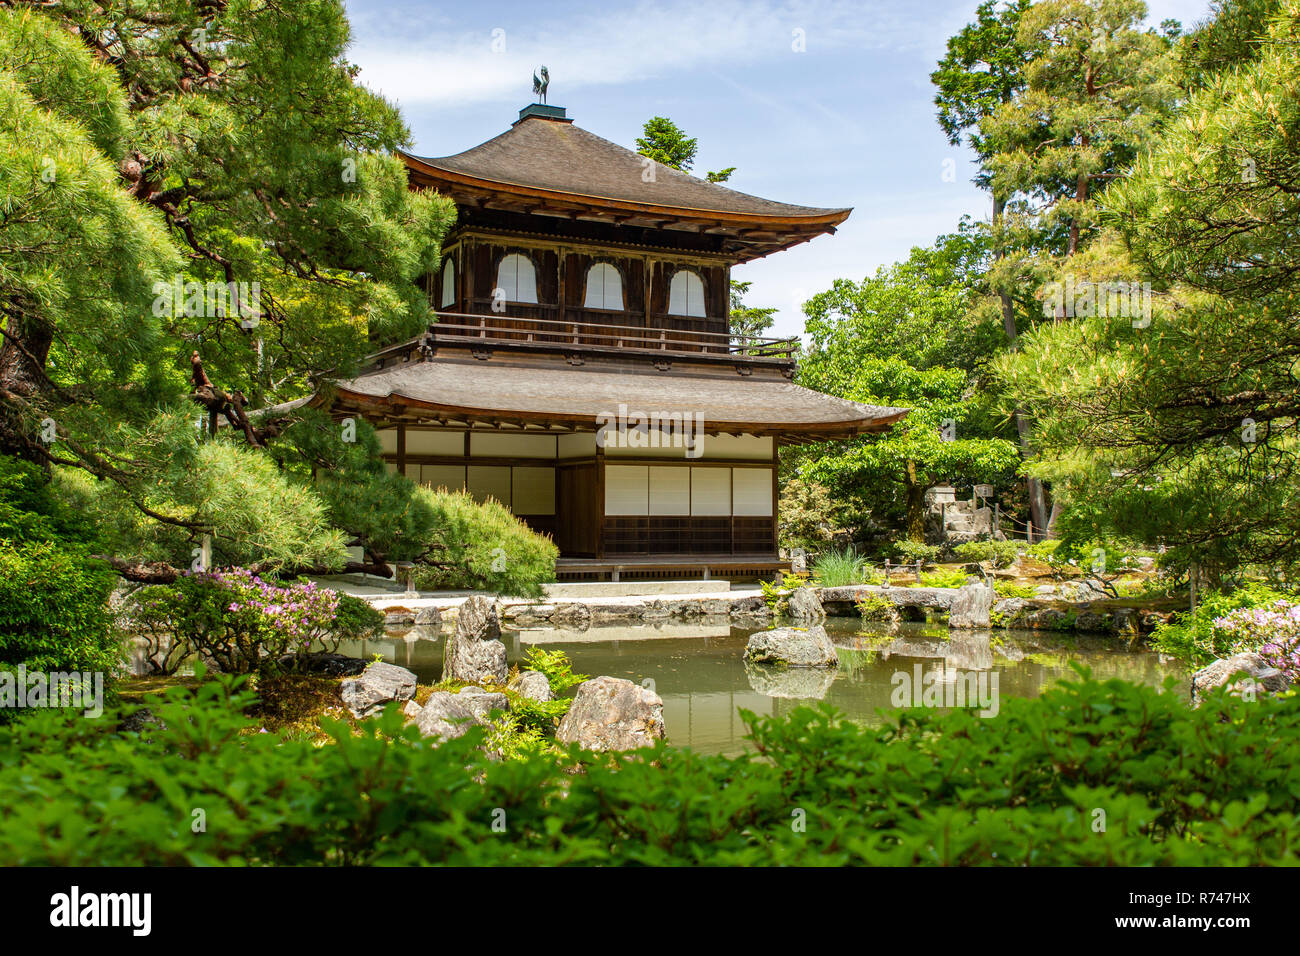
337, 617, 1187, 756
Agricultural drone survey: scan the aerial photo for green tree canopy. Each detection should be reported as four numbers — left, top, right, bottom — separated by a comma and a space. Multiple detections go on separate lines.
796, 233, 1019, 539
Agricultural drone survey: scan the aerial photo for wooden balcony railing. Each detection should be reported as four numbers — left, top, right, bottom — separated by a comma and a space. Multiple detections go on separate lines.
373, 311, 800, 364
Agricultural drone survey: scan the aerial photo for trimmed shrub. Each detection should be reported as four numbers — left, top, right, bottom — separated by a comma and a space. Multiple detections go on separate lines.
409, 488, 557, 598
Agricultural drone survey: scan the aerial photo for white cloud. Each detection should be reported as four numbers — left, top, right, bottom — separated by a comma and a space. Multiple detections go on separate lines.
345, 0, 937, 108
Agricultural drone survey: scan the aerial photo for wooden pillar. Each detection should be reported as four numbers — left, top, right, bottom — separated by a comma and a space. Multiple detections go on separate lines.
643, 255, 652, 328
464, 237, 475, 313
595, 444, 605, 559
557, 247, 567, 326
396, 423, 407, 477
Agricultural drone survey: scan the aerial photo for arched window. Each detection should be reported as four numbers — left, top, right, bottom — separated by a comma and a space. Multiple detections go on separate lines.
439, 257, 456, 308
583, 262, 623, 310
667, 269, 706, 317
496, 253, 538, 304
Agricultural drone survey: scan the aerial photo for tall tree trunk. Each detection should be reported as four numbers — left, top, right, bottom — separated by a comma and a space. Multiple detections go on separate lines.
992, 194, 1049, 542
905, 461, 925, 541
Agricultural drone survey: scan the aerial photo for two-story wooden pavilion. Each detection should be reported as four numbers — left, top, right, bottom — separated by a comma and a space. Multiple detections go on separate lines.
327, 102, 906, 580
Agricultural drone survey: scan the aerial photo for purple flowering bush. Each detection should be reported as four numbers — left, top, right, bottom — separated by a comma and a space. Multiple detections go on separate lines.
1213, 600, 1300, 683
126, 569, 378, 675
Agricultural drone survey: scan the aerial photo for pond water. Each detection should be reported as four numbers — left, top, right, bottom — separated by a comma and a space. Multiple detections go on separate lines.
336, 617, 1187, 756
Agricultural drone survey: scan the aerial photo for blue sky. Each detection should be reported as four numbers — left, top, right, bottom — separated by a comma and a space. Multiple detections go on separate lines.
344, 0, 1214, 338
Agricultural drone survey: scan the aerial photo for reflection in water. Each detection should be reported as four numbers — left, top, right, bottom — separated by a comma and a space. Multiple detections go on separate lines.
337, 618, 1186, 757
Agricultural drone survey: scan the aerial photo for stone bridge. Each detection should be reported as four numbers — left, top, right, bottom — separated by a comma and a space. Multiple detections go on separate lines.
818, 584, 992, 628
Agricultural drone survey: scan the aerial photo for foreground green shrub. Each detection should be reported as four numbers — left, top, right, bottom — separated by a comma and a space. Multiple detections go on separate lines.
1, 672, 1296, 866
0, 541, 118, 675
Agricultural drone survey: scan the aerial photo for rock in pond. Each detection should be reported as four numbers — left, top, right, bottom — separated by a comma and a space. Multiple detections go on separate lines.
442, 595, 508, 684
744, 625, 839, 668
555, 676, 666, 751
416, 686, 509, 741
414, 605, 442, 627
786, 586, 826, 624
548, 602, 592, 630
1191, 652, 1290, 706
948, 582, 993, 629
508, 669, 552, 702
340, 661, 417, 718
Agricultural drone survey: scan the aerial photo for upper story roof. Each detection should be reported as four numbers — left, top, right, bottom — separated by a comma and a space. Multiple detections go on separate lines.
400, 105, 851, 262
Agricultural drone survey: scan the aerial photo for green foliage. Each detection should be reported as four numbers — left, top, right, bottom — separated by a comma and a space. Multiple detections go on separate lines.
993, 579, 1038, 599
331, 592, 386, 643
855, 596, 896, 621
994, 3, 1300, 576
953, 539, 1021, 568
777, 478, 844, 554
1026, 539, 1062, 561
635, 116, 698, 171
920, 568, 972, 589
0, 455, 119, 677
932, 0, 1036, 184
796, 231, 1019, 539
759, 573, 809, 615
729, 279, 776, 341
521, 647, 587, 697
3, 672, 1298, 865
1151, 583, 1293, 665
124, 572, 362, 675
0, 1, 457, 584
408, 489, 558, 598
0, 541, 119, 675
811, 546, 877, 587
893, 540, 941, 564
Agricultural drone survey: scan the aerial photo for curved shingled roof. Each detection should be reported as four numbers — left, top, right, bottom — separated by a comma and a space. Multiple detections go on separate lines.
331, 356, 907, 440
403, 114, 849, 221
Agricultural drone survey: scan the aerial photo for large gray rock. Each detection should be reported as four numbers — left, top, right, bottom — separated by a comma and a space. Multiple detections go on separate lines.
1191, 653, 1291, 706
949, 583, 993, 629
415, 686, 508, 740
502, 603, 556, 626
744, 661, 835, 699
556, 677, 666, 751
786, 586, 826, 624
589, 603, 645, 624
548, 602, 592, 630
414, 605, 442, 627
339, 661, 417, 718
442, 596, 508, 684
509, 669, 553, 702
1060, 580, 1111, 602
744, 625, 840, 668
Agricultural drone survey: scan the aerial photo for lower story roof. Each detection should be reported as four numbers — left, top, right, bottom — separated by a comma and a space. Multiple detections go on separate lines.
328, 355, 907, 441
